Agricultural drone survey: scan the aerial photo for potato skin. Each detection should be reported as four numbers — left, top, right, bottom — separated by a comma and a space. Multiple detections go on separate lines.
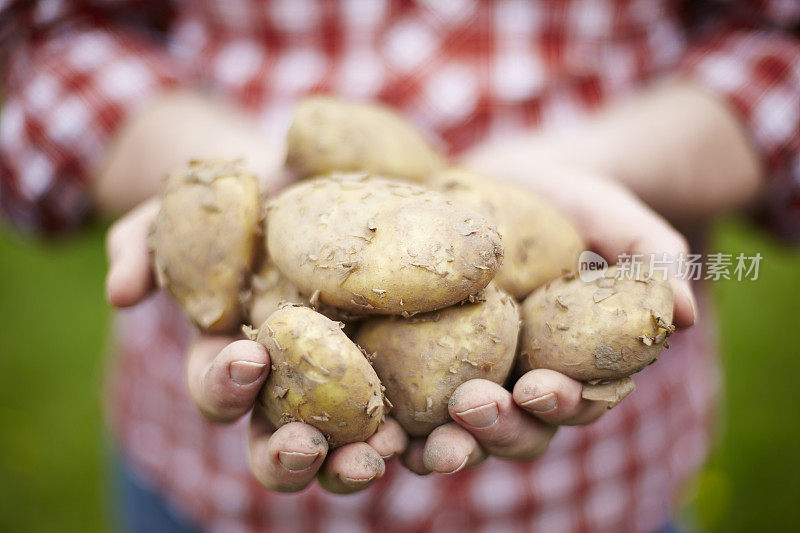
151, 159, 260, 332
286, 97, 444, 182
356, 284, 520, 437
254, 306, 385, 447
266, 173, 504, 315
432, 168, 584, 300
519, 267, 675, 381
246, 259, 307, 328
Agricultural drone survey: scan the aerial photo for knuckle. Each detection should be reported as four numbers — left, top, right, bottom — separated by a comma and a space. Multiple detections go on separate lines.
485, 421, 524, 449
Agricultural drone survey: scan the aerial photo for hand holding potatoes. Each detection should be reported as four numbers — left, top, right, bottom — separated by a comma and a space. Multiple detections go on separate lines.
107, 96, 695, 488
107, 166, 408, 495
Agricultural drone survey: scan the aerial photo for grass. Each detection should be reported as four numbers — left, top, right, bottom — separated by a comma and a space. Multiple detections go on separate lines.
0, 223, 109, 533
682, 217, 800, 532
0, 217, 798, 532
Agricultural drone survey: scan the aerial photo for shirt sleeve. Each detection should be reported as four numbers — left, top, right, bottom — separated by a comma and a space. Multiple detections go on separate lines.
0, 0, 184, 235
678, 1, 800, 240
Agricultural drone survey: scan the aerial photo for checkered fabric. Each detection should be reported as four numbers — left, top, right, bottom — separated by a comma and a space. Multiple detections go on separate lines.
1, 1, 798, 531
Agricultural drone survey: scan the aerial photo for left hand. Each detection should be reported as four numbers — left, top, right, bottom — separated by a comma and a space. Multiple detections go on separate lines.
106, 198, 408, 495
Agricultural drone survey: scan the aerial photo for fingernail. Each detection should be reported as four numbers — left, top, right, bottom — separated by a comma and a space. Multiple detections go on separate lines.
440, 455, 469, 475
230, 361, 266, 385
340, 475, 376, 487
278, 451, 319, 471
455, 402, 499, 429
520, 392, 558, 412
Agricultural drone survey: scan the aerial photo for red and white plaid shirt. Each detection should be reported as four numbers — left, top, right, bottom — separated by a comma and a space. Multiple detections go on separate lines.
2, 1, 799, 531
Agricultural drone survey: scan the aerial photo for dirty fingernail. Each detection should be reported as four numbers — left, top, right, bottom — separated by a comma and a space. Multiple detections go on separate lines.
340, 475, 376, 487
520, 392, 558, 412
439, 455, 469, 475
455, 402, 499, 429
230, 361, 266, 385
278, 451, 319, 471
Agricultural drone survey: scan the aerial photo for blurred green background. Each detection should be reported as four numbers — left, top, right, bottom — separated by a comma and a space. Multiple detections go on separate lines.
0, 217, 798, 532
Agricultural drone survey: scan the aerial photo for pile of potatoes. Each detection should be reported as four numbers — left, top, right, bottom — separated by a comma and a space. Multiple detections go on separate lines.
150, 97, 675, 446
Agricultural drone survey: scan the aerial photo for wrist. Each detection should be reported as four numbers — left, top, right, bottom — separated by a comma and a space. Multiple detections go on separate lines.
91, 90, 284, 216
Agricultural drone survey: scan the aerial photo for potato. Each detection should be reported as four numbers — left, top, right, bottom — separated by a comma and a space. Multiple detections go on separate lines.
286, 97, 444, 182
356, 284, 520, 437
251, 306, 385, 447
432, 168, 584, 300
518, 267, 675, 382
151, 159, 260, 332
266, 173, 503, 315
246, 259, 307, 328
245, 264, 363, 330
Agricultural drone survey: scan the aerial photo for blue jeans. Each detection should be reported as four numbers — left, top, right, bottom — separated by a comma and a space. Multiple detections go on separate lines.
114, 456, 199, 533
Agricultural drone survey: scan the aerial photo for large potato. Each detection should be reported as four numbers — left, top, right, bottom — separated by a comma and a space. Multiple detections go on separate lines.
432, 168, 584, 299
151, 159, 260, 332
356, 284, 520, 437
266, 173, 503, 315
252, 306, 385, 447
286, 97, 444, 182
519, 267, 675, 382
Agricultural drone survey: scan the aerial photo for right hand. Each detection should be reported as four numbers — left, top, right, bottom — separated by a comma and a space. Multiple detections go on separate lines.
105, 198, 408, 494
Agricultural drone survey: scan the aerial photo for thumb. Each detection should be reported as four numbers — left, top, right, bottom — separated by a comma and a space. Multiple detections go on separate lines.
106, 198, 160, 307
573, 181, 697, 327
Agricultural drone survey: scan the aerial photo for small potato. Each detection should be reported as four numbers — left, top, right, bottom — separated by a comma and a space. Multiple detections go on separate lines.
518, 267, 675, 382
151, 159, 260, 332
286, 97, 444, 182
356, 284, 520, 437
266, 173, 503, 315
432, 168, 584, 299
246, 259, 307, 328
245, 261, 362, 329
252, 306, 385, 447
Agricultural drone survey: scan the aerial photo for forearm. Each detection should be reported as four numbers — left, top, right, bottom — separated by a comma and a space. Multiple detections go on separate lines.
465, 82, 764, 223
91, 90, 290, 216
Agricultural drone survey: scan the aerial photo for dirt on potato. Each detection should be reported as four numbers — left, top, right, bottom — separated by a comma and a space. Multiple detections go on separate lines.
151, 159, 260, 332
356, 284, 520, 436
251, 306, 386, 447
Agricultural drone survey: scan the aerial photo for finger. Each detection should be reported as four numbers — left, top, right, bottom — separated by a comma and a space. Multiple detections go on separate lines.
248, 415, 329, 493
626, 228, 695, 328
669, 276, 697, 328
401, 439, 431, 476
577, 184, 696, 327
423, 423, 487, 474
185, 337, 269, 423
449, 379, 556, 460
366, 418, 408, 460
513, 369, 608, 426
317, 443, 386, 494
105, 198, 160, 308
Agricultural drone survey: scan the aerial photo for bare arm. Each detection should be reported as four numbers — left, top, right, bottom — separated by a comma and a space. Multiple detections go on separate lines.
465, 82, 764, 224
91, 90, 291, 216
